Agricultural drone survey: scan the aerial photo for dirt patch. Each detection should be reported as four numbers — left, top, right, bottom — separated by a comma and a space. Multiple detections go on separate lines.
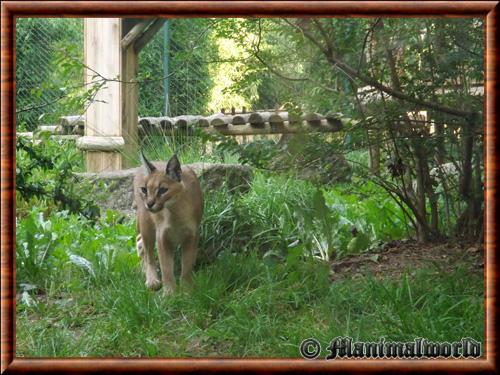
330, 240, 484, 281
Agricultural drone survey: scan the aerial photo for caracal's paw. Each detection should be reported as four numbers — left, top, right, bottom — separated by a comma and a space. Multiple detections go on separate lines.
145, 276, 162, 291
162, 284, 176, 297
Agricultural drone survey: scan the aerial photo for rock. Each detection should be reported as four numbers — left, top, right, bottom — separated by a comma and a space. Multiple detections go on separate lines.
76, 163, 253, 217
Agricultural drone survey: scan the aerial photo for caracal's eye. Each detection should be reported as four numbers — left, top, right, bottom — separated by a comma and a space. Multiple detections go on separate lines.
140, 187, 147, 195
158, 187, 168, 195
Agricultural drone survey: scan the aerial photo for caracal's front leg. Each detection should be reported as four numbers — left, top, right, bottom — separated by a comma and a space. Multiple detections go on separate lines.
157, 229, 176, 295
138, 212, 161, 290
181, 233, 199, 289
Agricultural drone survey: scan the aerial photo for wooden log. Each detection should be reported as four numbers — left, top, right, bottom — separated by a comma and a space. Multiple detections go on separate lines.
51, 135, 81, 141
268, 112, 287, 124
159, 118, 175, 131
17, 132, 33, 139
197, 119, 210, 128
198, 113, 224, 127
60, 115, 84, 135
134, 19, 166, 53
139, 117, 164, 135
206, 119, 343, 136
325, 114, 344, 131
76, 136, 125, 151
121, 20, 153, 50
232, 113, 251, 125
268, 112, 288, 132
76, 123, 85, 135
303, 112, 324, 127
139, 117, 168, 128
138, 117, 154, 130
211, 115, 231, 129
60, 115, 84, 127
248, 112, 271, 127
137, 112, 343, 137
172, 115, 204, 130
198, 113, 230, 128
38, 125, 63, 134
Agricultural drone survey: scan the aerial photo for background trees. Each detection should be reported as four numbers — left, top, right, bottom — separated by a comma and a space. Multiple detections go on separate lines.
214, 18, 484, 242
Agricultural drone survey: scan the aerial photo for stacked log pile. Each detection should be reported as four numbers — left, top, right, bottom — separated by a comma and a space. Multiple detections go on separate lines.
57, 111, 345, 137
139, 111, 344, 136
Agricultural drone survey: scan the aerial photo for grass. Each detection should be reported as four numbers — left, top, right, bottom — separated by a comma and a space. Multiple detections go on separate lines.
16, 247, 484, 357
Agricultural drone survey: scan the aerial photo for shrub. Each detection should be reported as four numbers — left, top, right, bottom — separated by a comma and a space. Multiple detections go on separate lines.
16, 134, 99, 219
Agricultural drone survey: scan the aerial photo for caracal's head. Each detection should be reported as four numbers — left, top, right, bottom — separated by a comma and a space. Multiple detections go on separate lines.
139, 152, 183, 213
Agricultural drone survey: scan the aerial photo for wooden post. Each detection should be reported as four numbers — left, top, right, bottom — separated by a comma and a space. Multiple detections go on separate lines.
79, 19, 147, 172
121, 19, 141, 169
80, 18, 124, 172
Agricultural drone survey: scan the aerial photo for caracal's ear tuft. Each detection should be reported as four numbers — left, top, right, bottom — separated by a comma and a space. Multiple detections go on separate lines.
140, 150, 157, 176
166, 154, 182, 182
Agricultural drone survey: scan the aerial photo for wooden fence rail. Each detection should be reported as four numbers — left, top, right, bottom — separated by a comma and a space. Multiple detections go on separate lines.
59, 111, 345, 137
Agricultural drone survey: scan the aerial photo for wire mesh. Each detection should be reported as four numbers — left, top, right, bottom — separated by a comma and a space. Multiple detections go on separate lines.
16, 18, 84, 130
138, 19, 217, 117
16, 18, 219, 131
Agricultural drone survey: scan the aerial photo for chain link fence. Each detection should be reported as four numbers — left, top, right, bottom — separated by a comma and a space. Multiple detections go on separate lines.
16, 18, 84, 130
138, 19, 217, 117
16, 18, 220, 130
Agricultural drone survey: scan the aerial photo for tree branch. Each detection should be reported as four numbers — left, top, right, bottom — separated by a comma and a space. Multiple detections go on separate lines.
285, 19, 475, 119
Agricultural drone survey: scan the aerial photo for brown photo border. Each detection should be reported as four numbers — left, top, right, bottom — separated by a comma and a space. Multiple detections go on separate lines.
1, 1, 498, 373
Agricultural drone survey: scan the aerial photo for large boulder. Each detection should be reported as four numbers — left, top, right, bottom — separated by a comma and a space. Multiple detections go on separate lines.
76, 163, 253, 217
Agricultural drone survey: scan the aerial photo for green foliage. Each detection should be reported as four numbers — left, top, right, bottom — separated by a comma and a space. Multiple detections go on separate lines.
210, 17, 484, 240
198, 170, 409, 264
270, 133, 353, 185
323, 179, 409, 252
16, 135, 98, 219
208, 133, 279, 169
15, 143, 481, 358
212, 18, 367, 114
16, 208, 135, 293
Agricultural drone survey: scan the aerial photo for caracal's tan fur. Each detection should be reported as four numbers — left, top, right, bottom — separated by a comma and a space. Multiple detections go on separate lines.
134, 153, 203, 295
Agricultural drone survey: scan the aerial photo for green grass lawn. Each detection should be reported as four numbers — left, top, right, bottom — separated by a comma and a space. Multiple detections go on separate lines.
16, 254, 484, 358
16, 212, 484, 357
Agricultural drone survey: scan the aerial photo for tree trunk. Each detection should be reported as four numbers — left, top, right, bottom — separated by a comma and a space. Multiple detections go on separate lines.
456, 115, 477, 240
368, 128, 381, 175
435, 126, 445, 165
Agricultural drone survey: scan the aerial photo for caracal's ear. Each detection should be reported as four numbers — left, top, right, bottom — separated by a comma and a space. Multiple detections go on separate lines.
140, 150, 157, 176
166, 154, 182, 182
